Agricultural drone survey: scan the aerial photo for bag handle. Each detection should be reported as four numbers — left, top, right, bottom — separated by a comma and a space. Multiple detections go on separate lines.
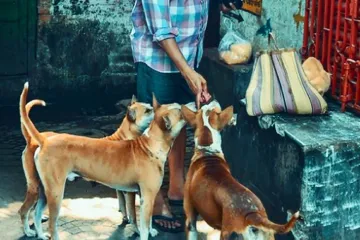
268, 32, 280, 51
223, 17, 234, 31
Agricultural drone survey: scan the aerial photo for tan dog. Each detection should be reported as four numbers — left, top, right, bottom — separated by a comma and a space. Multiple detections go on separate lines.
19, 82, 187, 240
303, 57, 331, 96
18, 93, 154, 237
181, 100, 300, 240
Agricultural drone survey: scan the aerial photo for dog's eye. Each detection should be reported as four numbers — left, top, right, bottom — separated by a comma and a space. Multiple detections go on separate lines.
145, 108, 152, 113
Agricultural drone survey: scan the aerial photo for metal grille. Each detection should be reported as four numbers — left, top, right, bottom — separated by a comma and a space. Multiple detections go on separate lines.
301, 0, 360, 112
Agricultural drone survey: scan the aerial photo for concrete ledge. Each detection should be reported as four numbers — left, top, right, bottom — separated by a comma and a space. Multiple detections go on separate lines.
201, 48, 360, 239
223, 104, 360, 240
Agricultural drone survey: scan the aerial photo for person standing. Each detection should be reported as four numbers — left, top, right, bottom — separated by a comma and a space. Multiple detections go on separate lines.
130, 0, 235, 232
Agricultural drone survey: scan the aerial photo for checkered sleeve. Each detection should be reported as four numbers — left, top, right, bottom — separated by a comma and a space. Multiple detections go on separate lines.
142, 0, 179, 42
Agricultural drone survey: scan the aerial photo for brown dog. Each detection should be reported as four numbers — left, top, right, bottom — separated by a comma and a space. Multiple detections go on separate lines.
19, 82, 187, 240
181, 100, 300, 240
18, 92, 154, 237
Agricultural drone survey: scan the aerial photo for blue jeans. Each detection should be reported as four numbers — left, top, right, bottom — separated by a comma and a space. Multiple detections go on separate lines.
136, 62, 194, 105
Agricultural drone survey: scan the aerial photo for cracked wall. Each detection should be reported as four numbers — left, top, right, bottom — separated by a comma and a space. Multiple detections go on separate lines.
292, 144, 360, 240
34, 0, 136, 107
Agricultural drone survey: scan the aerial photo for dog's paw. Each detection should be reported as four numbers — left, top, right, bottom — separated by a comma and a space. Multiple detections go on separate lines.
24, 228, 36, 237
150, 228, 159, 237
124, 223, 139, 238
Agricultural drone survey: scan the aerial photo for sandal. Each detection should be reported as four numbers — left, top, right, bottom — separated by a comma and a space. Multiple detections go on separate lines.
152, 215, 185, 233
168, 199, 183, 207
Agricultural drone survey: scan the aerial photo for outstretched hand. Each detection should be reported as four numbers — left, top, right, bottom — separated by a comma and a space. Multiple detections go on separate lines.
182, 68, 212, 108
199, 89, 212, 108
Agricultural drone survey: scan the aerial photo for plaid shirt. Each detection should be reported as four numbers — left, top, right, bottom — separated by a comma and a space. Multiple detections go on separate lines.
130, 0, 209, 73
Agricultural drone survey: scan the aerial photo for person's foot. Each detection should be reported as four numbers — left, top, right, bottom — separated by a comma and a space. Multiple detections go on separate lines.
153, 190, 184, 232
152, 215, 184, 233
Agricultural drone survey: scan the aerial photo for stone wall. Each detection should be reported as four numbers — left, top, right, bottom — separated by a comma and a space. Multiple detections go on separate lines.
294, 144, 360, 239
220, 0, 305, 53
32, 0, 136, 108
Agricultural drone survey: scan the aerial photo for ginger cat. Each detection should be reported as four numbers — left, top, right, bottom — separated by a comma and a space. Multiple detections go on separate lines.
302, 57, 331, 96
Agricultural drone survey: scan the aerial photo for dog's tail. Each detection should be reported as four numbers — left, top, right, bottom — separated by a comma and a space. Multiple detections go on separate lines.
246, 211, 300, 234
20, 99, 47, 144
20, 82, 46, 146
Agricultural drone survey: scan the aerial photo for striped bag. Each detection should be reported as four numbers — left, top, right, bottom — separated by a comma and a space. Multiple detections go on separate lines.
245, 34, 328, 116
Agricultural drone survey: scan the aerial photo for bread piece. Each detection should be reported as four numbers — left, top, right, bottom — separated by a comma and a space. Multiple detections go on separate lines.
230, 43, 252, 61
220, 42, 252, 65
220, 51, 241, 65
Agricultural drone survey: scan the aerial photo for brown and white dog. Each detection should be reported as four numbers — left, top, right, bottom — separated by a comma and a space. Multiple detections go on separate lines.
18, 91, 154, 238
19, 82, 187, 240
181, 100, 300, 240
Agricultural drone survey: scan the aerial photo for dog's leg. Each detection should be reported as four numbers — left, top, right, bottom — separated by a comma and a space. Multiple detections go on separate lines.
18, 148, 38, 237
19, 188, 38, 237
126, 192, 136, 225
33, 184, 49, 240
116, 190, 129, 223
184, 193, 198, 240
139, 188, 157, 240
220, 212, 246, 240
221, 231, 244, 240
44, 181, 66, 240
124, 192, 140, 237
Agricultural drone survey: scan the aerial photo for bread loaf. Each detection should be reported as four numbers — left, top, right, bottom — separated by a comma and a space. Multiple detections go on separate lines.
219, 42, 252, 65
302, 57, 331, 95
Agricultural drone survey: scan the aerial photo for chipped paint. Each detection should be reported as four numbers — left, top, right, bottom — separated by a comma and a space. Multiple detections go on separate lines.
34, 0, 136, 105
50, 0, 133, 33
293, 1, 305, 29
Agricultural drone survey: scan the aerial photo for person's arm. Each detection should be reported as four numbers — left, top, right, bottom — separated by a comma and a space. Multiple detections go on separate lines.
141, 0, 209, 106
158, 39, 209, 106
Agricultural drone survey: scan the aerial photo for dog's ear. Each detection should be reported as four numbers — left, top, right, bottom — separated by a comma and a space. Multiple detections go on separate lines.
162, 115, 172, 130
130, 95, 137, 105
181, 105, 196, 127
218, 106, 233, 129
152, 93, 160, 110
127, 106, 136, 122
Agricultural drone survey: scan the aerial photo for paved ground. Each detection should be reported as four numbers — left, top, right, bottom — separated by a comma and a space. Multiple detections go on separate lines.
0, 101, 220, 240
